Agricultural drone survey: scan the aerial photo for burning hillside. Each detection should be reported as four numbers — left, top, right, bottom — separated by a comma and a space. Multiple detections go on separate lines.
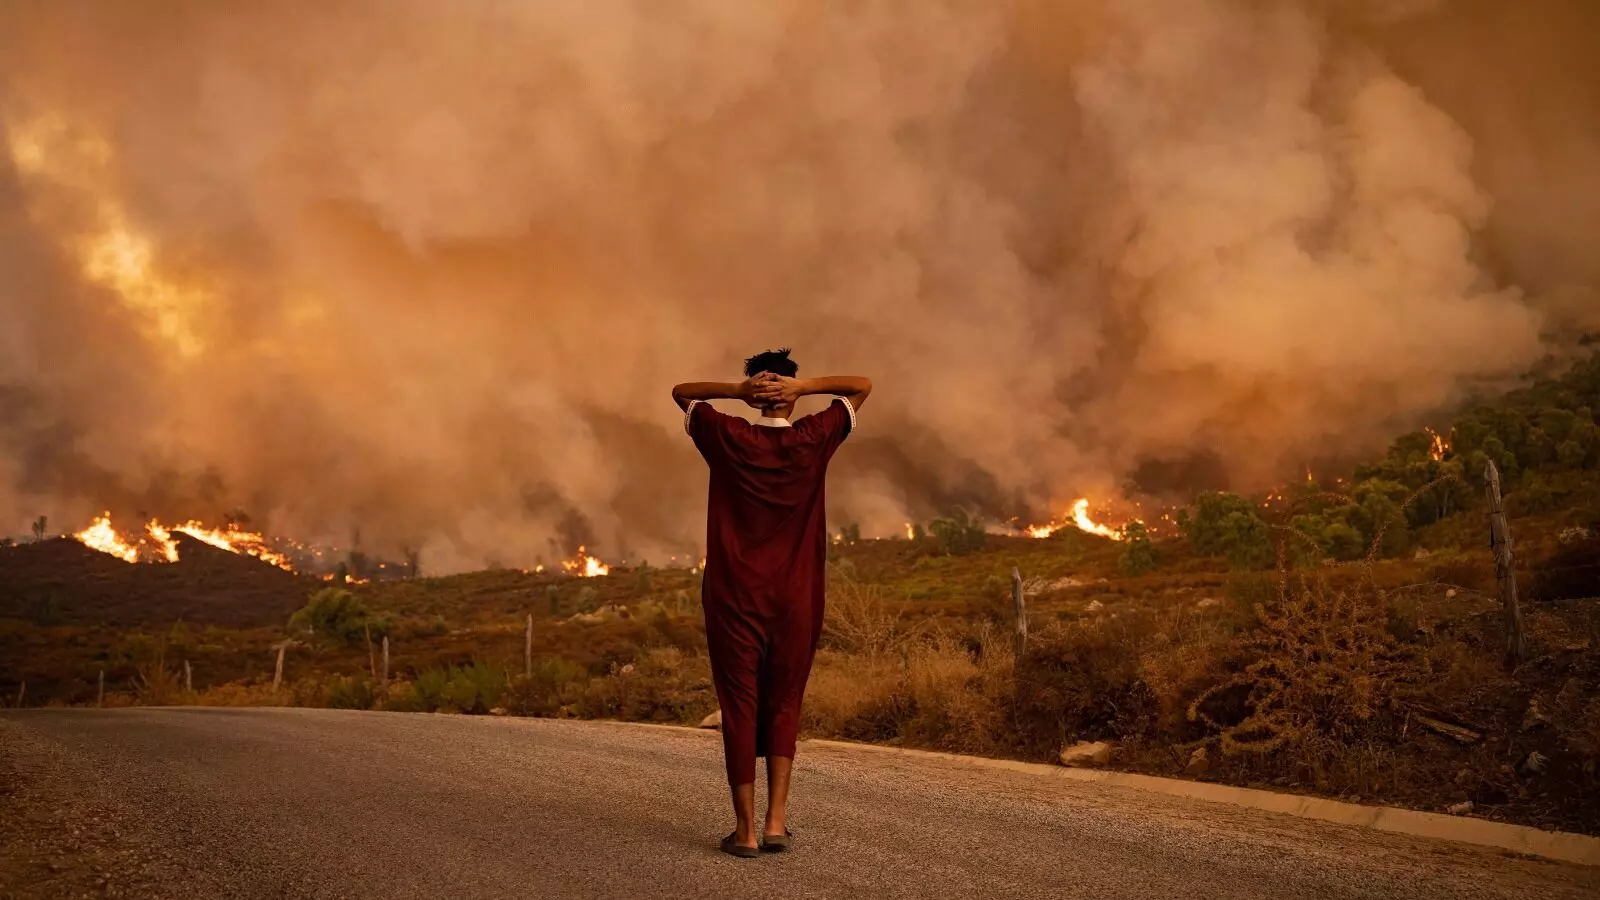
73, 513, 293, 570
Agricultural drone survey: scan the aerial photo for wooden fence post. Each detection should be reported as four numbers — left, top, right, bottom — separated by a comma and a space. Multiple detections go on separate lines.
97, 669, 105, 708
184, 660, 193, 693
524, 613, 533, 679
381, 636, 390, 683
1011, 567, 1027, 660
272, 642, 288, 692
1484, 459, 1527, 665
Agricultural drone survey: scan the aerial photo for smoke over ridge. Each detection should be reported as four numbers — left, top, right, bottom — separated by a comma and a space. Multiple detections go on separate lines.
1, 0, 1596, 571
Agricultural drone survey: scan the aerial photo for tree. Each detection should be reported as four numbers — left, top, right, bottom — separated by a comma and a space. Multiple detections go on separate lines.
289, 588, 389, 646
1178, 492, 1271, 568
839, 522, 862, 544
930, 509, 987, 556
1117, 522, 1159, 576
31, 516, 47, 542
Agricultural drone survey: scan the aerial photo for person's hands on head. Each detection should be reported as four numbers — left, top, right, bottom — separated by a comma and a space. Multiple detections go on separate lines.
736, 374, 777, 410
752, 375, 802, 409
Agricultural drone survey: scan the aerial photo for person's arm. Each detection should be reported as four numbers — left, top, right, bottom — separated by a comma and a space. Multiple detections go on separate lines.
753, 375, 872, 410
670, 379, 764, 411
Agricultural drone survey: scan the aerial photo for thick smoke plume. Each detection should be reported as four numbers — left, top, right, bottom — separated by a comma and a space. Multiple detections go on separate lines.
1, 0, 1595, 571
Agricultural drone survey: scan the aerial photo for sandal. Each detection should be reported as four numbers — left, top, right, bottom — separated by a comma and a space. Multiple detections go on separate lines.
760, 827, 793, 853
720, 832, 760, 859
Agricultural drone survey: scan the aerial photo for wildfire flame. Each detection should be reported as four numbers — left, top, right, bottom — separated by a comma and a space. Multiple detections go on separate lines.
171, 522, 294, 571
1025, 498, 1127, 541
71, 513, 295, 571
1071, 498, 1124, 541
74, 513, 140, 563
1426, 426, 1450, 462
561, 546, 610, 578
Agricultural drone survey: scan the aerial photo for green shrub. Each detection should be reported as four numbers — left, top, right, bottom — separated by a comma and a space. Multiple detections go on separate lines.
326, 675, 378, 710
506, 656, 589, 717
1117, 522, 1159, 576
289, 588, 391, 646
1178, 493, 1271, 568
930, 509, 987, 556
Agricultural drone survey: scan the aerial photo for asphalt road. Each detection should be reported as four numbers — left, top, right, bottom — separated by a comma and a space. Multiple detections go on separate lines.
1, 709, 1595, 899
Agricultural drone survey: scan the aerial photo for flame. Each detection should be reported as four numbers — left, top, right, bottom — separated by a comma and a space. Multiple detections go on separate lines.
74, 513, 140, 563
1023, 498, 1127, 541
144, 521, 180, 563
561, 546, 610, 577
904, 522, 915, 540
171, 522, 294, 571
1071, 498, 1125, 541
1426, 427, 1450, 462
71, 513, 294, 570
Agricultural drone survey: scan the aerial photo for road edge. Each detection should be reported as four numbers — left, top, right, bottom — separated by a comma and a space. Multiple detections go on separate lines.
803, 738, 1600, 867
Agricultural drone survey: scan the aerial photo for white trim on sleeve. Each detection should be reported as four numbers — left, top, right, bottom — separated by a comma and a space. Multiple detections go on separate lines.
683, 399, 701, 436
839, 396, 857, 434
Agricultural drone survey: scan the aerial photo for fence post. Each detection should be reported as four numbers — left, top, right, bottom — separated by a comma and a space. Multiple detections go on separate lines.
184, 660, 193, 693
272, 642, 288, 692
1011, 567, 1027, 660
381, 636, 390, 683
98, 669, 105, 708
365, 623, 377, 679
1484, 459, 1527, 665
524, 613, 533, 679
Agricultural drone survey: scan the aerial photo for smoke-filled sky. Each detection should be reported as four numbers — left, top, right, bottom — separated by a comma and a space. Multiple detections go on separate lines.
1, 0, 1596, 571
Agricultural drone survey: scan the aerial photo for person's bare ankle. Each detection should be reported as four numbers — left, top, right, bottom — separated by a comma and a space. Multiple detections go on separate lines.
763, 816, 786, 837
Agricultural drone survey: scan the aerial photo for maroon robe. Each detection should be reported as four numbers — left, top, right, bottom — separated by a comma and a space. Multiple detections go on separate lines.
686, 397, 855, 784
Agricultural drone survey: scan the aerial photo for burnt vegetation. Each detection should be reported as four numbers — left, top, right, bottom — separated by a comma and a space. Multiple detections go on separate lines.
3, 356, 1599, 833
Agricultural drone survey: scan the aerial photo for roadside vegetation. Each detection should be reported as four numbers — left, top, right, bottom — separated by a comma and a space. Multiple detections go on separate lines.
3, 356, 1598, 834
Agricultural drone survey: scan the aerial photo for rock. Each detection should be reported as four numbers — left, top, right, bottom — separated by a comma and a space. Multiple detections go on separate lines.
1413, 548, 1432, 560
1185, 746, 1210, 776
619, 663, 635, 675
1521, 751, 1550, 776
698, 709, 722, 729
488, 707, 508, 716
1195, 597, 1220, 609
1444, 588, 1457, 599
1085, 599, 1105, 612
1522, 699, 1551, 732
1447, 801, 1474, 816
1052, 577, 1084, 589
1059, 740, 1113, 768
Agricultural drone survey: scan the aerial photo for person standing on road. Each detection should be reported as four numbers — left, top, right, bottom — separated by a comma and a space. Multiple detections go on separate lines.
671, 349, 871, 858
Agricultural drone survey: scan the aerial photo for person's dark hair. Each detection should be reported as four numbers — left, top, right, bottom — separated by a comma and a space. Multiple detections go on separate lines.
744, 347, 798, 378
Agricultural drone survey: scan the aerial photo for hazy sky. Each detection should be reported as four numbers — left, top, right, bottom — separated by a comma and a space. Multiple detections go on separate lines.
1, 0, 1595, 571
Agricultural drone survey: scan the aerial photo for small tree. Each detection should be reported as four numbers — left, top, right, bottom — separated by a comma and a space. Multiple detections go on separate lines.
839, 522, 862, 544
1117, 522, 1159, 576
930, 509, 987, 556
289, 588, 389, 646
31, 515, 47, 542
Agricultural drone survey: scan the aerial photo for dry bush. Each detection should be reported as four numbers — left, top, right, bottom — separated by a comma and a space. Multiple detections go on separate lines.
823, 566, 926, 657
1188, 571, 1412, 758
133, 649, 184, 706
575, 647, 714, 724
